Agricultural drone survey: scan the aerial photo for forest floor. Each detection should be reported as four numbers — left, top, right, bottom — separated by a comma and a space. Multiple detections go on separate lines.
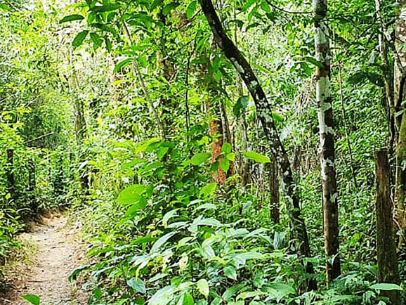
0, 213, 87, 305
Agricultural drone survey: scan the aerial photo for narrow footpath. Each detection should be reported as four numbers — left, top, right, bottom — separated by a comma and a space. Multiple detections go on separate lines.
0, 214, 86, 305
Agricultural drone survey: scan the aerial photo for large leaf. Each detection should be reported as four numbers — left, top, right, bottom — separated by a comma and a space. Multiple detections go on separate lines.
196, 279, 209, 298
199, 183, 217, 197
59, 14, 84, 23
191, 153, 211, 165
150, 232, 177, 253
242, 151, 270, 163
186, 1, 197, 19
125, 197, 147, 218
72, 30, 89, 48
370, 283, 403, 291
117, 185, 147, 204
233, 96, 249, 118
22, 295, 40, 305
127, 278, 146, 294
149, 285, 177, 305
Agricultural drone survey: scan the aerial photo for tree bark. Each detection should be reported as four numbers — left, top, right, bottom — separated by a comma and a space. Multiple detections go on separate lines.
270, 158, 280, 223
394, 0, 406, 248
375, 149, 400, 305
199, 0, 316, 290
313, 0, 341, 282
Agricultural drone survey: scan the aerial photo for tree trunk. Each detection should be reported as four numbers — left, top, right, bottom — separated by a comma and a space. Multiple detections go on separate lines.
313, 0, 341, 282
394, 0, 406, 248
375, 149, 400, 305
270, 158, 280, 223
199, 0, 316, 290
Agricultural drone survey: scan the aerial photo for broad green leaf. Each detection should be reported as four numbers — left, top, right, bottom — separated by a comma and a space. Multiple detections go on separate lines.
221, 142, 232, 154
125, 197, 147, 218
196, 203, 217, 210
223, 283, 246, 301
127, 278, 146, 294
163, 209, 178, 227
150, 232, 177, 253
237, 291, 267, 300
191, 153, 211, 165
370, 283, 403, 291
186, 1, 197, 19
224, 265, 237, 280
59, 14, 84, 23
242, 0, 257, 11
72, 30, 89, 48
242, 152, 270, 163
157, 146, 170, 160
226, 153, 236, 161
22, 295, 40, 305
149, 285, 177, 305
233, 96, 249, 118
199, 183, 217, 197
220, 158, 230, 173
0, 4, 11, 11
181, 292, 194, 305
272, 112, 284, 122
265, 283, 296, 301
117, 185, 147, 204
196, 279, 209, 298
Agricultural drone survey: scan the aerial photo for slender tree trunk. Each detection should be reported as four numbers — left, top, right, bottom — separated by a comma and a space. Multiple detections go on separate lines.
375, 149, 400, 305
394, 0, 406, 247
313, 0, 341, 282
208, 99, 227, 185
199, 0, 316, 290
270, 158, 280, 223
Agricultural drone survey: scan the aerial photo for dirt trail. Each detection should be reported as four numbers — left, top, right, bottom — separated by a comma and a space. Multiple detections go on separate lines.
1, 214, 86, 305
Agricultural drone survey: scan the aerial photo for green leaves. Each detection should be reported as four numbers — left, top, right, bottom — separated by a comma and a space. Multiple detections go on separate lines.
191, 153, 211, 165
22, 295, 40, 305
186, 1, 197, 19
59, 14, 84, 23
233, 96, 249, 118
370, 283, 403, 291
117, 185, 147, 204
196, 279, 209, 298
72, 30, 89, 48
149, 285, 177, 305
127, 278, 146, 294
242, 151, 270, 163
224, 265, 237, 280
199, 183, 217, 197
114, 58, 133, 73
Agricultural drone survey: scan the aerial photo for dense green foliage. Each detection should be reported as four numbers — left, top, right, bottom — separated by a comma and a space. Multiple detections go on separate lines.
1, 0, 406, 304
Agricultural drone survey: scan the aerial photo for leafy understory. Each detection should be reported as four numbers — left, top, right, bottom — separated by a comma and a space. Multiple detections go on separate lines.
0, 0, 405, 304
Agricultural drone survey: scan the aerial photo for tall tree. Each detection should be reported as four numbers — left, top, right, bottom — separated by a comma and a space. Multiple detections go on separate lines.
199, 0, 316, 289
375, 149, 400, 305
313, 0, 341, 281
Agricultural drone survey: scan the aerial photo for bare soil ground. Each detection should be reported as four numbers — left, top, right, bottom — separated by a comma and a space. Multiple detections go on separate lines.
0, 213, 87, 305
